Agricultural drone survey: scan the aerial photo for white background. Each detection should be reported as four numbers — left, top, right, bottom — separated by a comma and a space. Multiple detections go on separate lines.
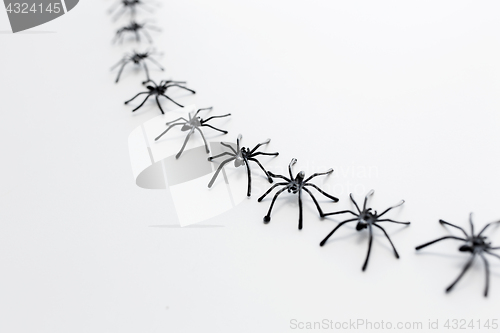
1, 1, 500, 332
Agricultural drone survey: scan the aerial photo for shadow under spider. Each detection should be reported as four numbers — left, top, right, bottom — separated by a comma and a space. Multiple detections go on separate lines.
320, 190, 410, 271
416, 213, 500, 297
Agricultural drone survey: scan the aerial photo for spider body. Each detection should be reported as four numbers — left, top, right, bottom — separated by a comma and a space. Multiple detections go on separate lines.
258, 158, 338, 229
124, 79, 195, 114
155, 107, 231, 158
207, 134, 279, 197
111, 49, 164, 83
415, 214, 500, 296
109, 0, 152, 21
113, 21, 160, 44
320, 190, 410, 271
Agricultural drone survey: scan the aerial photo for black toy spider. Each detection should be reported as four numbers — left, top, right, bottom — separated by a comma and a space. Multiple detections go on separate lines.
108, 0, 154, 22
257, 158, 338, 230
320, 190, 410, 271
415, 214, 500, 297
111, 49, 164, 83
113, 21, 160, 44
124, 79, 195, 114
207, 134, 279, 197
154, 107, 231, 159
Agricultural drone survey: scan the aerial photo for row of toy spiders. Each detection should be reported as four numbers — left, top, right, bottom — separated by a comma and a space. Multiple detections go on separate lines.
152, 115, 500, 297
104, 4, 500, 298
107, 0, 198, 115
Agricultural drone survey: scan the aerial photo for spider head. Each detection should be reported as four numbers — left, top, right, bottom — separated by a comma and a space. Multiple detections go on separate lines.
296, 171, 305, 182
146, 85, 154, 90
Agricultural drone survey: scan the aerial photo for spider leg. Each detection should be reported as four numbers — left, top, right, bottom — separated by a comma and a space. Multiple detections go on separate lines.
134, 30, 141, 42
249, 138, 271, 154
243, 159, 252, 197
349, 193, 362, 214
165, 117, 188, 125
110, 57, 126, 70
376, 219, 411, 225
363, 189, 375, 211
302, 187, 326, 218
439, 220, 469, 237
415, 236, 467, 250
373, 223, 400, 259
446, 254, 476, 293
263, 186, 289, 223
166, 84, 196, 94
319, 218, 358, 246
201, 114, 232, 123
247, 157, 273, 183
201, 124, 228, 134
112, 6, 127, 21
141, 61, 150, 84
303, 183, 339, 202
207, 157, 236, 188
141, 29, 153, 43
250, 152, 280, 157
195, 107, 213, 117
267, 172, 291, 183
304, 168, 333, 183
257, 182, 288, 202
478, 220, 500, 236
146, 57, 164, 71
298, 189, 304, 229
479, 253, 490, 297
107, 0, 121, 14
175, 129, 195, 159
160, 94, 184, 107
194, 127, 210, 153
362, 224, 374, 271
112, 31, 123, 44
377, 199, 405, 218
469, 213, 476, 236
208, 152, 235, 161
288, 158, 297, 179
485, 250, 500, 260
154, 123, 184, 141
125, 92, 148, 104
155, 95, 165, 114
115, 61, 129, 83
220, 142, 237, 154
322, 210, 358, 218
131, 94, 152, 112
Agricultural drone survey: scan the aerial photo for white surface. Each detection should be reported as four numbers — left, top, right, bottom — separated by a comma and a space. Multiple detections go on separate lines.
1, 1, 500, 332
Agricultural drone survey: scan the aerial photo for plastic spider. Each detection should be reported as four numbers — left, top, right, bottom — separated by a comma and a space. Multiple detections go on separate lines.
415, 214, 500, 297
257, 158, 338, 230
320, 190, 410, 271
124, 79, 195, 114
108, 0, 154, 22
207, 134, 279, 197
113, 21, 160, 44
111, 49, 164, 83
154, 107, 231, 159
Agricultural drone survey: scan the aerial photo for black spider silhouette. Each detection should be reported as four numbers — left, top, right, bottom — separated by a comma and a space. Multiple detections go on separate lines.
207, 134, 279, 197
113, 21, 160, 44
320, 190, 410, 271
124, 79, 195, 114
111, 49, 164, 83
258, 158, 338, 230
108, 0, 154, 22
154, 107, 231, 158
415, 214, 500, 297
